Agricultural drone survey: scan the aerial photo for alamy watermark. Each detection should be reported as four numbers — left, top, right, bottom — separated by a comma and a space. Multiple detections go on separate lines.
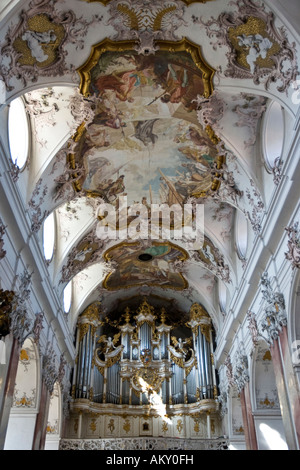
96, 196, 204, 250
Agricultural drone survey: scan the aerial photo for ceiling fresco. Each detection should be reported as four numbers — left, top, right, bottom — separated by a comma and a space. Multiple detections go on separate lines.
71, 39, 218, 206
1, 0, 298, 331
102, 241, 189, 290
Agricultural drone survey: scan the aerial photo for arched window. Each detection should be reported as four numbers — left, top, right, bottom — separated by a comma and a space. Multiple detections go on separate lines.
45, 381, 61, 450
253, 342, 288, 450
263, 101, 284, 171
63, 281, 72, 313
4, 338, 39, 450
219, 280, 227, 314
43, 212, 56, 261
235, 210, 248, 259
8, 97, 29, 169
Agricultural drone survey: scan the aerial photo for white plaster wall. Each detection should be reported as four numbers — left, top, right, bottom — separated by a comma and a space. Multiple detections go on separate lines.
4, 412, 37, 450
254, 416, 288, 450
44, 435, 60, 450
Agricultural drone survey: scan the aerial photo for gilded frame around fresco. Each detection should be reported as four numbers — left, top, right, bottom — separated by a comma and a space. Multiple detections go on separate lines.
69, 37, 220, 197
102, 240, 189, 291
77, 37, 215, 98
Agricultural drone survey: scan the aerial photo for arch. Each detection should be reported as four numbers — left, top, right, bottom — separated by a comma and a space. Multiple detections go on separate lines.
43, 211, 56, 262
262, 100, 285, 172
235, 209, 248, 260
44, 381, 62, 450
251, 340, 288, 450
227, 386, 246, 450
8, 96, 30, 170
218, 280, 227, 315
4, 337, 40, 450
288, 268, 300, 388
63, 281, 72, 314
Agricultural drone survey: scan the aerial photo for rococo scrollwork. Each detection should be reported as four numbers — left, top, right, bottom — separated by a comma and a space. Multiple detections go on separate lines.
259, 271, 287, 344
0, 289, 15, 339
0, 0, 103, 91
192, 0, 298, 93
285, 222, 300, 270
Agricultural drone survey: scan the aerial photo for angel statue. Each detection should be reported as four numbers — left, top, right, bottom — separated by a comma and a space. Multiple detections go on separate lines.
171, 336, 192, 358
98, 333, 120, 354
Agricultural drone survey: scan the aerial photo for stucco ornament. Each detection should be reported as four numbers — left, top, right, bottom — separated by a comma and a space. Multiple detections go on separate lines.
0, 218, 7, 260
9, 270, 33, 345
42, 342, 58, 394
259, 271, 287, 344
107, 0, 188, 54
246, 310, 259, 346
285, 222, 300, 270
233, 344, 249, 392
232, 93, 267, 149
193, 0, 298, 93
224, 354, 235, 388
28, 178, 49, 233
60, 225, 110, 283
0, 0, 103, 91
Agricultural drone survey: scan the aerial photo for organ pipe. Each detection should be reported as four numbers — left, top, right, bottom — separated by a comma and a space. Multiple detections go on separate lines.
73, 302, 101, 400
74, 300, 218, 409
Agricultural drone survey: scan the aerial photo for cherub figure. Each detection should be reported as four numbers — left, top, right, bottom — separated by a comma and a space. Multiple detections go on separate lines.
98, 333, 120, 354
171, 336, 192, 358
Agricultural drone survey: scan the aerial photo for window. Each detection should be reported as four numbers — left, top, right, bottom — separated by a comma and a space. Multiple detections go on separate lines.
8, 97, 29, 169
263, 101, 284, 170
235, 210, 248, 259
219, 281, 227, 313
43, 212, 55, 261
63, 281, 72, 313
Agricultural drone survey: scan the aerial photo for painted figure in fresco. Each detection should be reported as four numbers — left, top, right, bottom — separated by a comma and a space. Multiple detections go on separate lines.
93, 175, 125, 202
85, 124, 111, 148
95, 70, 138, 102
187, 127, 215, 153
160, 64, 188, 104
74, 49, 215, 205
133, 119, 158, 146
93, 108, 126, 130
159, 64, 204, 111
104, 243, 187, 290
107, 175, 125, 200
174, 162, 213, 198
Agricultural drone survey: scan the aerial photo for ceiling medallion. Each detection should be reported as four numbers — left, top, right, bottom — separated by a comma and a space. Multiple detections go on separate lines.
227, 16, 281, 74
194, 0, 298, 93
1, 0, 70, 91
12, 14, 65, 69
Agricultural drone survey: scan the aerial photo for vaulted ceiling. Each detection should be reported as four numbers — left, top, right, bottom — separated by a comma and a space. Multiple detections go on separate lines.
1, 0, 299, 335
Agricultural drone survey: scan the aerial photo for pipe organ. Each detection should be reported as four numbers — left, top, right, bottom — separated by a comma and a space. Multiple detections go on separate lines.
72, 300, 218, 416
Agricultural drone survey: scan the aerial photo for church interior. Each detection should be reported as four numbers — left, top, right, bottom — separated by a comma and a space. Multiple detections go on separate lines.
0, 0, 299, 451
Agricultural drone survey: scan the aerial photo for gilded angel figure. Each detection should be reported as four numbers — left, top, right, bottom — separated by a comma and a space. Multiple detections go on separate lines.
98, 333, 121, 353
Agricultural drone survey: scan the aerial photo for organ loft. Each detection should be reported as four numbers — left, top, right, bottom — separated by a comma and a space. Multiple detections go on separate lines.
68, 299, 221, 442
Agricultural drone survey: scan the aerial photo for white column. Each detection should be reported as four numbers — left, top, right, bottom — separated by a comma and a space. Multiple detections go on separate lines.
206, 411, 211, 439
